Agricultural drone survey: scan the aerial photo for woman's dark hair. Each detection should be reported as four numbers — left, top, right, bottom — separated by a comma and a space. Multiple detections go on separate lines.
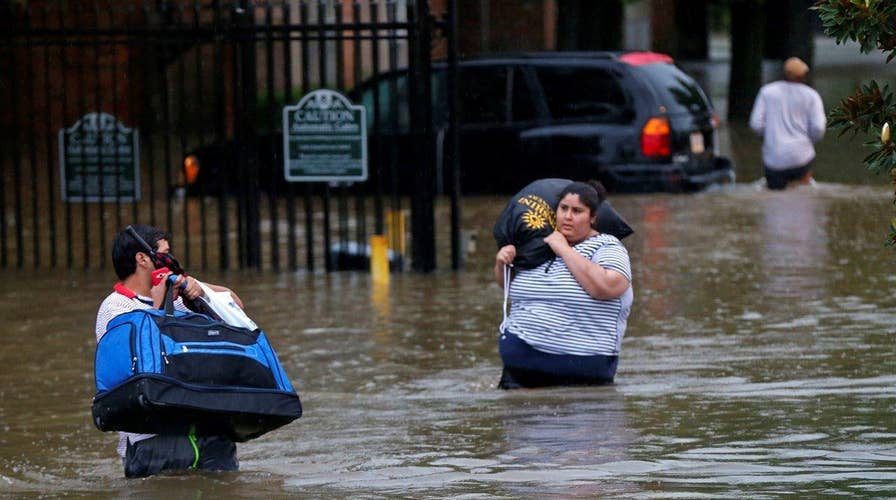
558, 180, 607, 218
111, 224, 171, 280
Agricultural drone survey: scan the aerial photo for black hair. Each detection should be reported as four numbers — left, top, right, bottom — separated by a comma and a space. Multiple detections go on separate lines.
111, 224, 171, 280
557, 180, 607, 219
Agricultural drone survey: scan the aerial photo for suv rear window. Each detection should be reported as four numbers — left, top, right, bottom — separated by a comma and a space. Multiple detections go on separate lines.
631, 63, 711, 115
533, 66, 632, 123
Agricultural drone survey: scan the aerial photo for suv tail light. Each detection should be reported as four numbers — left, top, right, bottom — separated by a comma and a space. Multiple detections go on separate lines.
183, 155, 200, 185
641, 117, 671, 157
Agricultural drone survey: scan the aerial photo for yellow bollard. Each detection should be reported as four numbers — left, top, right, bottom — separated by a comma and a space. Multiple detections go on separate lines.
369, 234, 390, 284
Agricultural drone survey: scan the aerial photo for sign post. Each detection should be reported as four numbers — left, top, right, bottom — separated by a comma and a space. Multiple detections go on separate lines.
59, 112, 140, 202
282, 89, 367, 183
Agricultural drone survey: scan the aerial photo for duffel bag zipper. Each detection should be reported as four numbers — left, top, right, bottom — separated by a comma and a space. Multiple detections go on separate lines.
157, 324, 170, 367
129, 322, 138, 374
164, 317, 257, 338
161, 344, 169, 366
175, 342, 246, 354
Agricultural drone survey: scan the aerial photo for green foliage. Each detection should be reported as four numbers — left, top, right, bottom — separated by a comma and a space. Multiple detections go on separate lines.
814, 0, 896, 245
829, 81, 896, 174
814, 0, 896, 60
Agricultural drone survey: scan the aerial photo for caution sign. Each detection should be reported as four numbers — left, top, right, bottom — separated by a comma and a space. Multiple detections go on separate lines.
282, 89, 368, 182
59, 112, 140, 202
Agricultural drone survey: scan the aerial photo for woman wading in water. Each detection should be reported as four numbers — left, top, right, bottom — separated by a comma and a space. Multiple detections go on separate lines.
494, 181, 633, 389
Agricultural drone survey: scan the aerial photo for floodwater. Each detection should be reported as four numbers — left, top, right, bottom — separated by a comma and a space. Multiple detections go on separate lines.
2, 181, 896, 498
3, 37, 896, 499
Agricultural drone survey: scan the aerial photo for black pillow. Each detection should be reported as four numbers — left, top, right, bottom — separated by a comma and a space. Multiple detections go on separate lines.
492, 178, 633, 269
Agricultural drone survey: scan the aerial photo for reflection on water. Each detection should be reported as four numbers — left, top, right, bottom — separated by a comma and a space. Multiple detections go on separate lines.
636, 197, 674, 319
759, 187, 829, 298
501, 394, 632, 468
496, 389, 639, 498
2, 183, 896, 498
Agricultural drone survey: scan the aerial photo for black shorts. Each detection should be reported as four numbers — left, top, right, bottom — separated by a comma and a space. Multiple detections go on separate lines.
124, 433, 239, 478
764, 163, 812, 190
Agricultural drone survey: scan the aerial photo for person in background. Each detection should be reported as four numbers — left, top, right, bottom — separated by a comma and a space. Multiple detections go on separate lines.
493, 181, 633, 389
95, 224, 242, 478
749, 56, 827, 190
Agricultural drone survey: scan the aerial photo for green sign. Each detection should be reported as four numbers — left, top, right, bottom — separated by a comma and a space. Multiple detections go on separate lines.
282, 89, 368, 182
59, 112, 140, 202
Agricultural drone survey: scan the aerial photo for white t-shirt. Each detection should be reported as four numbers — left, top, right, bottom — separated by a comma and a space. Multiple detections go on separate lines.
749, 80, 826, 170
505, 233, 633, 356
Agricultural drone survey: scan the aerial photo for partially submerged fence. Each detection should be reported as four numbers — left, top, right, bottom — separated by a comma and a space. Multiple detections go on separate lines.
0, 0, 458, 272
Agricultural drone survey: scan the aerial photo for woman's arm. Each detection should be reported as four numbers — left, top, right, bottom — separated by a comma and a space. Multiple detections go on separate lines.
544, 232, 630, 300
494, 244, 516, 288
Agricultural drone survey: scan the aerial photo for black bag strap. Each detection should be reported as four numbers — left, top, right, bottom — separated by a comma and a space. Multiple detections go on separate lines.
163, 276, 176, 316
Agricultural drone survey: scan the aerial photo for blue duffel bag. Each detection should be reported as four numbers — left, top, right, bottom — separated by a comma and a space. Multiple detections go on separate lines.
92, 284, 302, 442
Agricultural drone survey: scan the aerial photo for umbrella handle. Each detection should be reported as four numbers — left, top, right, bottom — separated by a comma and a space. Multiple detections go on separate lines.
166, 274, 188, 290
168, 274, 187, 290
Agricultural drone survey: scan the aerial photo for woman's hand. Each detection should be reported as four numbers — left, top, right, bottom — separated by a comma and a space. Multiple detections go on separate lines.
545, 232, 629, 300
543, 231, 570, 253
494, 244, 517, 288
495, 244, 517, 266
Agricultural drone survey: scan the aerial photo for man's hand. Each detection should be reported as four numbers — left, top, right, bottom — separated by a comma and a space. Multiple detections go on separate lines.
178, 276, 203, 301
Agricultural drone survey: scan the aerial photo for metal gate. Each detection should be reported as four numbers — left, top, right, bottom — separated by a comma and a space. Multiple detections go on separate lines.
0, 0, 458, 272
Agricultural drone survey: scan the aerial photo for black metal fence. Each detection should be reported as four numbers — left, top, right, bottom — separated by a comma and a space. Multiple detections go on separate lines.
0, 0, 456, 272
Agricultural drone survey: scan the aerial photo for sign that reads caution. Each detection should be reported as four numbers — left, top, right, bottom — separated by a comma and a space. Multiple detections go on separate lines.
59, 112, 140, 202
282, 89, 368, 182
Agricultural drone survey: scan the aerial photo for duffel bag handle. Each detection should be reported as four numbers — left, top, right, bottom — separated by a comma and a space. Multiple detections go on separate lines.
163, 274, 187, 316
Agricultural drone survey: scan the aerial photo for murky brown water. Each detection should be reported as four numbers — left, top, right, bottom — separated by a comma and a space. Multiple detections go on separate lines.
3, 36, 896, 498
2, 180, 895, 498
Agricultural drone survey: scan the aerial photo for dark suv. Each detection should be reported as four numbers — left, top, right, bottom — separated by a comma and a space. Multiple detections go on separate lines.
181, 51, 733, 195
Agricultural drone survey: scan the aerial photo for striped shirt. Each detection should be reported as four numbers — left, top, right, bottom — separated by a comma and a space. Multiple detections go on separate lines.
95, 289, 188, 458
506, 233, 633, 356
